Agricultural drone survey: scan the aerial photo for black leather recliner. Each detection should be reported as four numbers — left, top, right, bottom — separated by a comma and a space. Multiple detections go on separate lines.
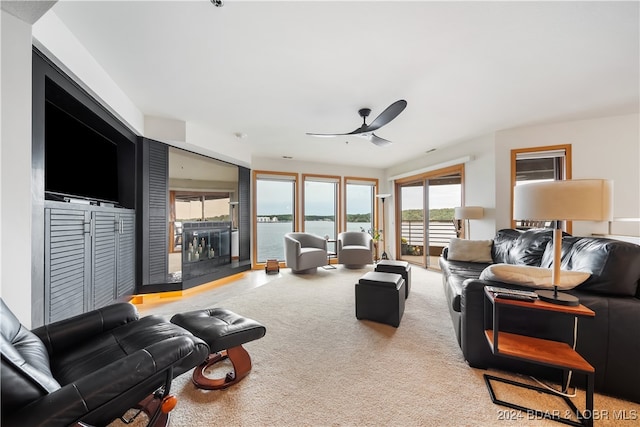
0, 298, 209, 427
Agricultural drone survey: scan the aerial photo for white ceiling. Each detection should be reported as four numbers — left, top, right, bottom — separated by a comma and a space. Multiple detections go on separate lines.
44, 1, 639, 169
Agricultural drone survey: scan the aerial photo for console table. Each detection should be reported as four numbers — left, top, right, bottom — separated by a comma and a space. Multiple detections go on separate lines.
483, 287, 595, 427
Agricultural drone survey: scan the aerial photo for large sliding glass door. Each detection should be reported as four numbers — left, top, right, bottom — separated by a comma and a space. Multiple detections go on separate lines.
399, 182, 425, 265
396, 166, 462, 269
427, 175, 462, 267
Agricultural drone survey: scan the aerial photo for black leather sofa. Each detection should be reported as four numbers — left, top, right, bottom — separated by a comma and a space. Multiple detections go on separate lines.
440, 228, 640, 403
1, 299, 209, 427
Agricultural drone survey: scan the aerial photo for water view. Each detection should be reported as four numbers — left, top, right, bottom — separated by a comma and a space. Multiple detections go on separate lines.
257, 221, 370, 261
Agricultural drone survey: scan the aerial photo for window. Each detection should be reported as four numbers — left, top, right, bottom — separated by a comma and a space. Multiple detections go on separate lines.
254, 171, 297, 263
302, 175, 340, 240
345, 178, 378, 235
511, 144, 572, 230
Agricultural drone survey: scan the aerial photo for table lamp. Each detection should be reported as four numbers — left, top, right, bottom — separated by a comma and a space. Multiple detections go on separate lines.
376, 193, 392, 260
454, 206, 484, 239
513, 179, 613, 306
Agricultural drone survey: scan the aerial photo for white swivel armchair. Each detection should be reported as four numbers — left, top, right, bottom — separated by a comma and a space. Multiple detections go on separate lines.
284, 232, 328, 274
337, 231, 374, 268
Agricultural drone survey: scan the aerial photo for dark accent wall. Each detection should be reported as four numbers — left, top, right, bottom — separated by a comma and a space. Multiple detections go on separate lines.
238, 166, 251, 261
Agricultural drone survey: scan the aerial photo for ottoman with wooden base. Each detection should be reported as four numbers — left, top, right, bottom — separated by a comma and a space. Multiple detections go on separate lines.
375, 259, 411, 298
355, 271, 406, 327
170, 308, 266, 390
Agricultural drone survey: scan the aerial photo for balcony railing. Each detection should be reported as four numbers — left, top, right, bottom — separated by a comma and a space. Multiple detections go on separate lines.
401, 220, 457, 256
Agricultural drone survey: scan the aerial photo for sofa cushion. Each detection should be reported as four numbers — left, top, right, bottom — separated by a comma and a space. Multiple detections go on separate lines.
541, 237, 640, 296
447, 238, 493, 263
491, 229, 520, 263
479, 263, 590, 290
440, 260, 488, 312
492, 228, 554, 266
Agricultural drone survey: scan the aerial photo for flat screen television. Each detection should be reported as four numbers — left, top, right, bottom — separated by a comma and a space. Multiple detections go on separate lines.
45, 97, 120, 205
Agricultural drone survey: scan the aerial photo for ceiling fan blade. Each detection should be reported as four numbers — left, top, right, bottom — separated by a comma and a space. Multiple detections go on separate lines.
369, 133, 393, 147
367, 99, 407, 132
308, 124, 368, 137
305, 132, 342, 138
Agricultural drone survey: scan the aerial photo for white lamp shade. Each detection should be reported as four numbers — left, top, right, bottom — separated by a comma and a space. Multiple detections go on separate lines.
376, 193, 392, 199
514, 179, 613, 221
454, 206, 484, 220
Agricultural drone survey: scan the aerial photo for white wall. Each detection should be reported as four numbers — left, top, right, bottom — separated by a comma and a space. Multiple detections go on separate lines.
384, 134, 497, 245
185, 122, 252, 168
495, 114, 640, 237
382, 113, 640, 247
252, 156, 384, 183
146, 116, 253, 169
460, 134, 496, 240
33, 12, 255, 169
1, 11, 34, 325
32, 11, 145, 135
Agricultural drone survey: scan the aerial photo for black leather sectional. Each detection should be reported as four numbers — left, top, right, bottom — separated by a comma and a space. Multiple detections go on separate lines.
440, 228, 640, 403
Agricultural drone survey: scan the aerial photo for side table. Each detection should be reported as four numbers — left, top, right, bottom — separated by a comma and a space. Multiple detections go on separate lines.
483, 287, 595, 427
323, 239, 337, 269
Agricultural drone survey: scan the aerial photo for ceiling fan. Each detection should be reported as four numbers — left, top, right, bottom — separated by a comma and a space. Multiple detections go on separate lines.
306, 99, 407, 147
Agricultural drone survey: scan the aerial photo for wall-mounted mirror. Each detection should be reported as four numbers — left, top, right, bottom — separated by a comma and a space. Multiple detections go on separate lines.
168, 147, 239, 281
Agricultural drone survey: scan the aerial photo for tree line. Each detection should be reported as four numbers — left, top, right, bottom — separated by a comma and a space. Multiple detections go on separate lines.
261, 208, 455, 222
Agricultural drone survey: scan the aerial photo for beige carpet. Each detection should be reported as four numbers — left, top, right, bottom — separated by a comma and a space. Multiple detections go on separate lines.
116, 266, 639, 426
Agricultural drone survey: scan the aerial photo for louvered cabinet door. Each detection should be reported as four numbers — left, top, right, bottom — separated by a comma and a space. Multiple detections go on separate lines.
92, 210, 117, 310
140, 138, 168, 285
116, 210, 136, 298
45, 208, 91, 323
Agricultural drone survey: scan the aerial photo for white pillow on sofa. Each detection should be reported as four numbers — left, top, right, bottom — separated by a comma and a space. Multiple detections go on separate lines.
479, 263, 591, 290
447, 238, 493, 263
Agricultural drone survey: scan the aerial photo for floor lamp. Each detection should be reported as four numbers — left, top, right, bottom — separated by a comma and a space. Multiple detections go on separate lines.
514, 179, 613, 306
454, 206, 484, 239
376, 193, 391, 260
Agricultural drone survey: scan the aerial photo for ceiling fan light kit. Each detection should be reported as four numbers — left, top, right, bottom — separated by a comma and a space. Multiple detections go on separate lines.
306, 99, 407, 146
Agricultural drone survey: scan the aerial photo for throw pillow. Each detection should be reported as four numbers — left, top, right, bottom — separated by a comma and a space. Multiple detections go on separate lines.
479, 263, 591, 290
447, 238, 493, 263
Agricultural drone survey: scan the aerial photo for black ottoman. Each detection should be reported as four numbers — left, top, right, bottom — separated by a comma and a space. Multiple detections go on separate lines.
171, 308, 266, 390
375, 260, 411, 298
355, 271, 405, 327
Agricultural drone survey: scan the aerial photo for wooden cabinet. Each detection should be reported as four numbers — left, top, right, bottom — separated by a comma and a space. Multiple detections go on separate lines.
44, 203, 135, 323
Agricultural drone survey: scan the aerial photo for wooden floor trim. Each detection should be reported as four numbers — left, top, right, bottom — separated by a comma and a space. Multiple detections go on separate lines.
130, 272, 247, 305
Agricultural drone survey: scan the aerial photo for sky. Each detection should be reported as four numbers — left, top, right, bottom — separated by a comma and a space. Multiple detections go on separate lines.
402, 184, 461, 210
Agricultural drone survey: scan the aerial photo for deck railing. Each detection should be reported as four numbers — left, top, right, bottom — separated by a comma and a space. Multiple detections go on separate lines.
401, 220, 457, 255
